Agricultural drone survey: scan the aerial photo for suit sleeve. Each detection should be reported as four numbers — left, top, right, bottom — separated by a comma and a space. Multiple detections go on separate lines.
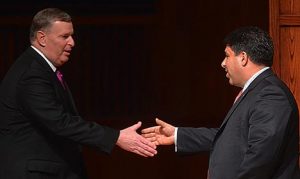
237, 85, 297, 178
17, 67, 119, 154
177, 127, 218, 153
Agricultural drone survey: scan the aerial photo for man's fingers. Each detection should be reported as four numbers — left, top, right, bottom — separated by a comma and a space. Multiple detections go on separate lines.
143, 135, 161, 145
130, 141, 156, 157
141, 133, 158, 143
147, 137, 157, 142
139, 135, 157, 153
142, 132, 156, 138
140, 135, 156, 149
136, 142, 157, 157
133, 149, 148, 157
141, 126, 158, 133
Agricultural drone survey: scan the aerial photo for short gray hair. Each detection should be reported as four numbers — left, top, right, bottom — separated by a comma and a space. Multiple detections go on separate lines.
29, 8, 72, 43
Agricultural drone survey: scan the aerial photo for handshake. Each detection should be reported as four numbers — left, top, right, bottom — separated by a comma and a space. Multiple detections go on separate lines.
116, 118, 174, 157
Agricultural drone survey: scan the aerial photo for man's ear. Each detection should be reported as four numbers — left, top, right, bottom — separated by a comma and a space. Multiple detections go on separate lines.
36, 31, 46, 47
240, 52, 248, 67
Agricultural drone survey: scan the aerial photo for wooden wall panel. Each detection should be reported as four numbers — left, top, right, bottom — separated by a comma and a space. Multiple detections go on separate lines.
280, 0, 300, 14
280, 27, 300, 104
270, 0, 300, 165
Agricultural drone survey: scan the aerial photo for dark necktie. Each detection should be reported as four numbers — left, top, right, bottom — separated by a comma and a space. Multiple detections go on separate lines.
56, 70, 65, 89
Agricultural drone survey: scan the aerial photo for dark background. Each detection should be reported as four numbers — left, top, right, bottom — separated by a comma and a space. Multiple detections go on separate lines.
0, 0, 268, 178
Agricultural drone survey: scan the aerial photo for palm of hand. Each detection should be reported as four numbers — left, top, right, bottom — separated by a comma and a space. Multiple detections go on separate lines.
142, 118, 175, 146
154, 125, 174, 145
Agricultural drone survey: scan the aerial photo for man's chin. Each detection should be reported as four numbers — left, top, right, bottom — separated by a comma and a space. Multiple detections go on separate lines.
62, 57, 70, 63
55, 59, 69, 67
228, 79, 234, 86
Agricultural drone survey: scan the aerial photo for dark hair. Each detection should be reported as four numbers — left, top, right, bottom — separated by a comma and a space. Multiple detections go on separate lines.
223, 26, 274, 67
29, 8, 72, 43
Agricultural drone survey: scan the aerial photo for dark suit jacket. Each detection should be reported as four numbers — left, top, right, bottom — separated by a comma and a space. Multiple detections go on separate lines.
0, 47, 119, 179
177, 69, 300, 179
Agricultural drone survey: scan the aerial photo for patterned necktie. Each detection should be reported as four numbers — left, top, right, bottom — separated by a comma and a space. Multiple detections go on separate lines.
56, 70, 65, 89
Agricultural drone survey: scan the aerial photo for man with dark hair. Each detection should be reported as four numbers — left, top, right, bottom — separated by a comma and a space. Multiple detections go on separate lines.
142, 26, 299, 179
0, 8, 156, 179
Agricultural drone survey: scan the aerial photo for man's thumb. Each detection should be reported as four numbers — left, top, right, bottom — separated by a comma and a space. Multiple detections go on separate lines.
131, 121, 142, 131
156, 118, 168, 127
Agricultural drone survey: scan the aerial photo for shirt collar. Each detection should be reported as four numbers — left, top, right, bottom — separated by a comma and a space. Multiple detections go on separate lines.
31, 45, 56, 72
242, 66, 270, 92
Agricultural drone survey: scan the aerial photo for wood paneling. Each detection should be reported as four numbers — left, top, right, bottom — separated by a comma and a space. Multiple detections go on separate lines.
280, 15, 300, 25
280, 27, 300, 100
270, 0, 281, 75
270, 0, 300, 165
280, 0, 300, 14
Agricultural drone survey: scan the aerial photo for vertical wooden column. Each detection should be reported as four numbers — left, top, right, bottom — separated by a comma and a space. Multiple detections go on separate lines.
269, 0, 300, 163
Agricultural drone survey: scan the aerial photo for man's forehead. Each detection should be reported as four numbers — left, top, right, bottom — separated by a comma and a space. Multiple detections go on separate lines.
224, 46, 233, 53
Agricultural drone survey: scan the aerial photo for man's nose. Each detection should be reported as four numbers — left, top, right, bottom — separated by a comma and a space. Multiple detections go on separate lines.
69, 36, 75, 47
221, 59, 226, 68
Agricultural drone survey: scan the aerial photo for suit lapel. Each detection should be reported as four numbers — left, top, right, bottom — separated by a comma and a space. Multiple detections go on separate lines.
64, 81, 79, 115
215, 69, 275, 138
29, 47, 79, 116
53, 72, 79, 116
218, 91, 246, 129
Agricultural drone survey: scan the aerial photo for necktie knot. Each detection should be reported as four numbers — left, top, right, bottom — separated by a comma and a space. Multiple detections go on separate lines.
56, 70, 65, 89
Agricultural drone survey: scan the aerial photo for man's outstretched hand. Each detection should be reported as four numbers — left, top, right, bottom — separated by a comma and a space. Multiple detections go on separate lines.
116, 121, 157, 157
141, 118, 175, 146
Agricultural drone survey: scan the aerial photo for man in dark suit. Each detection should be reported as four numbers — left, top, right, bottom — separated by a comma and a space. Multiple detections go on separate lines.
142, 27, 300, 179
0, 8, 157, 179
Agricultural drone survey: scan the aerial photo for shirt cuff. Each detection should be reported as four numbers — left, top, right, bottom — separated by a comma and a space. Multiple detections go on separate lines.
174, 127, 178, 152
